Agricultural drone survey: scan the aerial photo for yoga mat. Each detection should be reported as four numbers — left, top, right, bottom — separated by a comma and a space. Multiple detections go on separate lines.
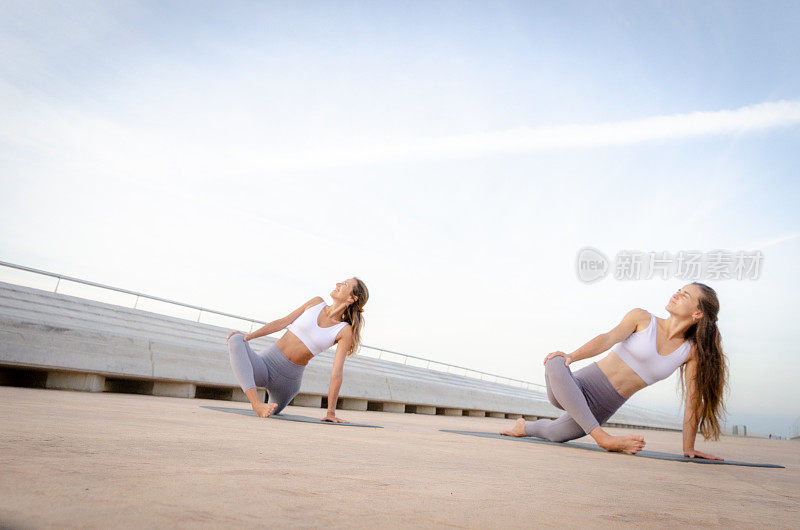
440, 430, 785, 468
202, 406, 383, 428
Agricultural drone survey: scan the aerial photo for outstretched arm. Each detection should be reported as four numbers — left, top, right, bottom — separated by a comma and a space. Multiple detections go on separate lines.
322, 326, 353, 423
544, 308, 649, 365
682, 349, 723, 460
234, 296, 323, 341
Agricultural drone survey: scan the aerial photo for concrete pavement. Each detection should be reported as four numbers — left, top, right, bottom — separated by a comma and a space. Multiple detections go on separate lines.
1, 386, 798, 528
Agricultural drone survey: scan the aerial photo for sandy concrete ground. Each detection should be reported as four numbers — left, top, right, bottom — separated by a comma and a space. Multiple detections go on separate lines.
1, 386, 798, 529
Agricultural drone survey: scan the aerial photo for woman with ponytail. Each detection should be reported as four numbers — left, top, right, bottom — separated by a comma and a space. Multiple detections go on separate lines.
678, 282, 728, 456
501, 282, 728, 458
226, 277, 369, 423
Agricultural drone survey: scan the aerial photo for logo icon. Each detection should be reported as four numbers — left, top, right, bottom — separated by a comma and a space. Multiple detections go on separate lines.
576, 247, 609, 283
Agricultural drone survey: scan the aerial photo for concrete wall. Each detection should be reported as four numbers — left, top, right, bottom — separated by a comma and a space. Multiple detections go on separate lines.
0, 280, 681, 430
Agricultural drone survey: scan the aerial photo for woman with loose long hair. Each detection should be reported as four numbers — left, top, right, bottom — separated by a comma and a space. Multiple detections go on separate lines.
226, 277, 368, 423
501, 282, 728, 458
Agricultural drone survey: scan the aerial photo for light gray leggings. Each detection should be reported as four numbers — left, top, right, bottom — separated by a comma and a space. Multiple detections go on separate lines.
524, 357, 627, 442
227, 333, 305, 415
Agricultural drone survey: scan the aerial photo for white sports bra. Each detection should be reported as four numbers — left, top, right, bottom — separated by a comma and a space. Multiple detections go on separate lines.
286, 299, 347, 356
611, 311, 692, 385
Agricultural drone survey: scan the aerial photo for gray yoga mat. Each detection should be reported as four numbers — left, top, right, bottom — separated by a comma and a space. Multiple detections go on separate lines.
203, 406, 383, 428
440, 430, 784, 468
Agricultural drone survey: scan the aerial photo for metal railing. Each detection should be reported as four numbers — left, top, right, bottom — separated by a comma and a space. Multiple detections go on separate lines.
0, 259, 549, 391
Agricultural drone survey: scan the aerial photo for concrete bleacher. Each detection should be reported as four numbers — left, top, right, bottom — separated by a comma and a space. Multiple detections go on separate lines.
0, 280, 681, 430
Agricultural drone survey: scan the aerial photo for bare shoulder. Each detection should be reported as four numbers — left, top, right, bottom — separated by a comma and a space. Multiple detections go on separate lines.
607, 307, 651, 342
626, 307, 651, 331
335, 322, 353, 343
308, 296, 324, 307
284, 296, 325, 323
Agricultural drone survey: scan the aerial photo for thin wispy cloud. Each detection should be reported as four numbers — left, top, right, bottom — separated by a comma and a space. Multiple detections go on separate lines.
751, 232, 800, 250
273, 99, 800, 170
3, 89, 799, 178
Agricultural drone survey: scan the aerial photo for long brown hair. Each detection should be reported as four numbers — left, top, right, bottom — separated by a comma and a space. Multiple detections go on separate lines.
341, 277, 368, 357
678, 282, 729, 440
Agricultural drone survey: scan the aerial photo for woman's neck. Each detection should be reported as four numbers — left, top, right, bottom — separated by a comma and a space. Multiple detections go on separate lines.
325, 301, 349, 321
661, 314, 693, 340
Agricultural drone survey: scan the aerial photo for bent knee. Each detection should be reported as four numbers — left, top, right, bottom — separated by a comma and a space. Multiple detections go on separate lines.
544, 355, 567, 373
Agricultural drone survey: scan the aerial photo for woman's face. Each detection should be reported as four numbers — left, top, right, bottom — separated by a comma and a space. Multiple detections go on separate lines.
331, 278, 357, 304
666, 283, 702, 320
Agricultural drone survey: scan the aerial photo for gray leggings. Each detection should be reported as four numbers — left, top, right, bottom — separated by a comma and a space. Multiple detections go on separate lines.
524, 357, 627, 442
227, 334, 305, 414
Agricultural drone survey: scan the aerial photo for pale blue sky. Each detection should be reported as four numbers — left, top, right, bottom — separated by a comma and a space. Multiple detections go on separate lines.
1, 1, 799, 436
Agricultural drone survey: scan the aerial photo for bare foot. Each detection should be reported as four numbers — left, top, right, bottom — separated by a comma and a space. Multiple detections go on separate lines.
596, 434, 646, 454
252, 402, 278, 418
500, 417, 527, 437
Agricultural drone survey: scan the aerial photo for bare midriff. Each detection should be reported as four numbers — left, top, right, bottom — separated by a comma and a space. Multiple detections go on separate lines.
595, 351, 648, 399
275, 331, 315, 366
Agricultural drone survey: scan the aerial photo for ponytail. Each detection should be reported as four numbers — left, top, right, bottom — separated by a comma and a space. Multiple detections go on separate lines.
342, 277, 369, 356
